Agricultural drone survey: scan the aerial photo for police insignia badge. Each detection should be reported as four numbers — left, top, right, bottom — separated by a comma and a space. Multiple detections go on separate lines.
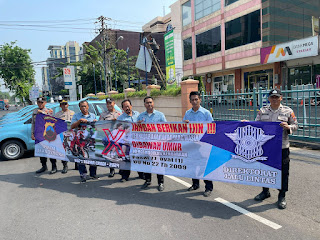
43, 121, 57, 142
225, 125, 275, 163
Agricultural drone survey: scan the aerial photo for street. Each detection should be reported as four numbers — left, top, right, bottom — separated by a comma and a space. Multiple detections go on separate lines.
1, 110, 320, 240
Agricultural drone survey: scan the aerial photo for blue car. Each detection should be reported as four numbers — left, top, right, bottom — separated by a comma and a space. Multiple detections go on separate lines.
0, 100, 121, 160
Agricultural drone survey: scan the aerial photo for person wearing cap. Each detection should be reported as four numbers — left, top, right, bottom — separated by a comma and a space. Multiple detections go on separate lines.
54, 99, 75, 174
137, 96, 167, 191
99, 97, 122, 178
117, 99, 141, 182
31, 97, 56, 174
71, 100, 98, 183
254, 89, 298, 209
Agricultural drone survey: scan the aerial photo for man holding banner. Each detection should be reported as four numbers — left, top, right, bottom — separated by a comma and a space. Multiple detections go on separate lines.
117, 99, 140, 182
71, 100, 97, 183
32, 97, 56, 174
99, 97, 121, 178
254, 89, 298, 209
183, 91, 214, 197
137, 96, 167, 191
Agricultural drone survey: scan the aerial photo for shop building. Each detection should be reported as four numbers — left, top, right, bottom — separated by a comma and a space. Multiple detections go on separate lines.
180, 0, 320, 93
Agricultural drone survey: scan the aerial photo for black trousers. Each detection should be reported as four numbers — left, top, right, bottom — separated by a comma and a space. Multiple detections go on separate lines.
120, 170, 130, 179
192, 179, 213, 191
144, 173, 164, 184
40, 157, 56, 166
262, 148, 290, 197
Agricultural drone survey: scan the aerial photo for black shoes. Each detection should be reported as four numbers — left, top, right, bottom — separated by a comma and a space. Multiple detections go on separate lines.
203, 190, 212, 197
120, 178, 128, 182
36, 166, 48, 174
188, 185, 199, 191
80, 176, 86, 183
158, 183, 164, 191
90, 175, 100, 180
278, 197, 287, 209
50, 167, 57, 174
254, 191, 271, 201
62, 166, 68, 174
109, 169, 115, 178
141, 181, 151, 189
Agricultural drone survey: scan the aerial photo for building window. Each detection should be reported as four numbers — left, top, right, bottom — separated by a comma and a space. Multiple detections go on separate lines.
69, 47, 76, 63
225, 10, 261, 50
183, 37, 193, 60
182, 1, 192, 26
196, 26, 221, 57
212, 75, 234, 93
195, 0, 220, 21
225, 0, 239, 6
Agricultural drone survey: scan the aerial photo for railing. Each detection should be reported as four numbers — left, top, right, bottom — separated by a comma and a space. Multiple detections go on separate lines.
201, 84, 320, 142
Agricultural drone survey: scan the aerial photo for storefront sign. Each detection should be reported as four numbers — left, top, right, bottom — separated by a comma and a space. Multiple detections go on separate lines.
261, 36, 319, 64
164, 30, 176, 84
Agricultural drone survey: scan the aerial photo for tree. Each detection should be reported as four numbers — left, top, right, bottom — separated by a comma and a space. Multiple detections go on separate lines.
0, 42, 35, 101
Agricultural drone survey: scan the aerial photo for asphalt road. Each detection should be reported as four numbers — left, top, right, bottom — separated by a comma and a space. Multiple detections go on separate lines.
1, 108, 320, 240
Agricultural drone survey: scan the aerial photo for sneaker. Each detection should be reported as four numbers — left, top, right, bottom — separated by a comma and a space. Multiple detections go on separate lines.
278, 197, 287, 209
80, 177, 86, 183
158, 183, 164, 192
141, 181, 151, 189
187, 185, 199, 191
203, 190, 212, 197
254, 191, 271, 201
90, 175, 100, 180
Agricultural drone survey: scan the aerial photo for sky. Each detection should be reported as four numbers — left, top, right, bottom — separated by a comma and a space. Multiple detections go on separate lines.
0, 0, 177, 92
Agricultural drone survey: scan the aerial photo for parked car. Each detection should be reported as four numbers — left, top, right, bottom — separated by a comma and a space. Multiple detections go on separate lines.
0, 100, 5, 110
0, 100, 121, 160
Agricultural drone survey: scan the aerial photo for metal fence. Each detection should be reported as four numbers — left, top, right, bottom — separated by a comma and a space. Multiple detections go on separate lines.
201, 84, 320, 142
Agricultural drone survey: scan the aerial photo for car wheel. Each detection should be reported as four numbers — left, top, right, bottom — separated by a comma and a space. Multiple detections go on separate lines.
1, 140, 25, 160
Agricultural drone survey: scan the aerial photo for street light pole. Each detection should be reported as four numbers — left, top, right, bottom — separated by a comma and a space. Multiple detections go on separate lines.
93, 63, 97, 95
126, 47, 130, 88
113, 54, 117, 91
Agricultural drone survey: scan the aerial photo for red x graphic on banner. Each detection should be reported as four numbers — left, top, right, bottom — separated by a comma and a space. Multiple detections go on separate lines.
101, 128, 126, 157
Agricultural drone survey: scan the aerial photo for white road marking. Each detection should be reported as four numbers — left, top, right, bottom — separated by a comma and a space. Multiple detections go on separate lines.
166, 175, 282, 230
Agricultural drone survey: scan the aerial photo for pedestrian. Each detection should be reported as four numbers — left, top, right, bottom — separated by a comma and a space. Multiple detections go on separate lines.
71, 100, 98, 183
183, 91, 214, 197
54, 99, 75, 174
137, 96, 167, 191
254, 89, 298, 209
117, 99, 141, 182
99, 97, 122, 178
31, 97, 56, 174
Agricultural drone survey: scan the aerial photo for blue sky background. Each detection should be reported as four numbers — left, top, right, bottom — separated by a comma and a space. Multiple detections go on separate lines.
0, 0, 177, 91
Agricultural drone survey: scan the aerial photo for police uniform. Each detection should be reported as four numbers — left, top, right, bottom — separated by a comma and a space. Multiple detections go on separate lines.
54, 102, 75, 173
99, 100, 121, 177
254, 89, 298, 209
31, 97, 56, 173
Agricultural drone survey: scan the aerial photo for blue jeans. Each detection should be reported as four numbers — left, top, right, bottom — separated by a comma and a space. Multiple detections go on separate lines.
78, 164, 97, 177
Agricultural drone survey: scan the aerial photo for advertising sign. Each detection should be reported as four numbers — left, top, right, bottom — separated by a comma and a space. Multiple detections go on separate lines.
261, 36, 319, 64
164, 30, 176, 84
29, 86, 39, 100
63, 66, 75, 90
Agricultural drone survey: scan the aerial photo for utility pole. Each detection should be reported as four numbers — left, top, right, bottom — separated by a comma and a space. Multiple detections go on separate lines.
96, 16, 111, 93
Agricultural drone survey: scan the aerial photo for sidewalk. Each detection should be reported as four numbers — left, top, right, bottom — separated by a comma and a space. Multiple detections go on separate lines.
290, 146, 320, 160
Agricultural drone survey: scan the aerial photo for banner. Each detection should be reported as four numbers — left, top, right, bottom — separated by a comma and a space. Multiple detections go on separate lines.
164, 30, 176, 84
35, 114, 283, 189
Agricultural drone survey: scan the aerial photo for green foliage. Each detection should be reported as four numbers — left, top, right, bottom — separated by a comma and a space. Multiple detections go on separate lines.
0, 91, 10, 100
160, 87, 181, 96
150, 89, 161, 97
0, 42, 35, 101
57, 89, 69, 95
181, 75, 204, 92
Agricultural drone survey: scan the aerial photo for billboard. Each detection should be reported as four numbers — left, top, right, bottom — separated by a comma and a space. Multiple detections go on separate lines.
63, 66, 75, 90
164, 30, 176, 84
260, 36, 319, 64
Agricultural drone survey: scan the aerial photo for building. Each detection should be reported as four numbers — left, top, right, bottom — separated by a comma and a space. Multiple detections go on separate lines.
142, 0, 184, 86
179, 0, 320, 94
44, 41, 82, 95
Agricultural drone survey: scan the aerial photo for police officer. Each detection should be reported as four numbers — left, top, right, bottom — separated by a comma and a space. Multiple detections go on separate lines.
99, 97, 121, 177
117, 99, 140, 182
54, 99, 75, 174
254, 89, 298, 209
137, 96, 167, 191
183, 91, 214, 197
31, 97, 56, 174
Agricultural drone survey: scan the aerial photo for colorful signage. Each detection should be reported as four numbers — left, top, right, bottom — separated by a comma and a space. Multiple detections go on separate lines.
164, 30, 176, 85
